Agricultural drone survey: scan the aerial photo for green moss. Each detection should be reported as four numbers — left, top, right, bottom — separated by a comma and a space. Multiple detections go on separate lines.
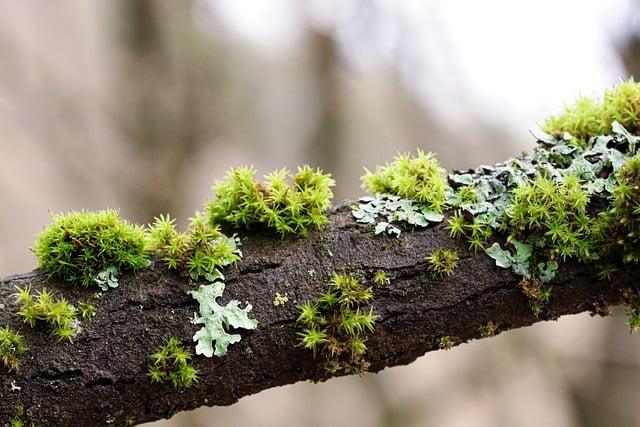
361, 150, 448, 213
14, 286, 78, 342
296, 273, 377, 376
426, 248, 458, 278
148, 337, 198, 388
438, 335, 455, 350
77, 301, 96, 320
504, 175, 591, 261
0, 326, 27, 371
594, 155, 640, 264
542, 79, 640, 144
205, 165, 335, 237
33, 210, 150, 287
147, 213, 241, 281
478, 322, 497, 338
372, 270, 390, 286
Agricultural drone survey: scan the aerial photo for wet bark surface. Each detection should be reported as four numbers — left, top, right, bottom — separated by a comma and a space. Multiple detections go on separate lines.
0, 202, 632, 426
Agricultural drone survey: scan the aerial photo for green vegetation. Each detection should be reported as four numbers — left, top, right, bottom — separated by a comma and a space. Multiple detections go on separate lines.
438, 335, 455, 350
373, 270, 390, 286
478, 322, 497, 338
594, 155, 640, 264
0, 326, 27, 371
206, 165, 335, 237
273, 292, 289, 306
426, 248, 459, 278
78, 301, 96, 320
188, 282, 258, 357
296, 273, 377, 376
14, 286, 78, 342
361, 150, 448, 213
148, 338, 198, 388
352, 194, 444, 237
542, 79, 640, 145
33, 209, 150, 287
504, 175, 591, 261
147, 213, 241, 281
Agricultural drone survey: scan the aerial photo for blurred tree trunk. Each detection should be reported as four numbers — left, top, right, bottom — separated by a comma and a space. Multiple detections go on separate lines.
114, 0, 220, 223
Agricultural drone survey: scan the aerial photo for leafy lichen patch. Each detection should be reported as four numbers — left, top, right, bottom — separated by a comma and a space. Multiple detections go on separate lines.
352, 194, 444, 237
188, 282, 258, 357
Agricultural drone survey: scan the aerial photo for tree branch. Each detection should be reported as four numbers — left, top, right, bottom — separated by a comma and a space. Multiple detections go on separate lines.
0, 202, 632, 426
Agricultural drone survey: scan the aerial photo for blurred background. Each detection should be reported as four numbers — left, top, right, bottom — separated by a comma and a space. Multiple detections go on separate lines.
1, 0, 640, 426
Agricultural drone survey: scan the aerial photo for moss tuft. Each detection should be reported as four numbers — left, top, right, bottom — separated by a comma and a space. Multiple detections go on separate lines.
426, 248, 459, 278
148, 337, 198, 388
33, 210, 150, 287
595, 155, 640, 264
361, 150, 448, 212
296, 272, 377, 376
0, 326, 27, 371
542, 79, 640, 144
147, 213, 241, 281
14, 286, 78, 342
504, 175, 591, 261
206, 165, 335, 237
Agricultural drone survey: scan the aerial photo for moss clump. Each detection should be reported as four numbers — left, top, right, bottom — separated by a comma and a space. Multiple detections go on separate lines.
296, 273, 377, 376
147, 213, 241, 281
504, 175, 591, 261
14, 286, 78, 342
148, 338, 198, 388
361, 150, 448, 213
426, 248, 459, 278
438, 335, 455, 350
33, 210, 150, 287
478, 322, 497, 338
372, 270, 390, 286
447, 211, 493, 252
205, 165, 335, 237
542, 79, 640, 144
0, 326, 27, 371
595, 155, 640, 264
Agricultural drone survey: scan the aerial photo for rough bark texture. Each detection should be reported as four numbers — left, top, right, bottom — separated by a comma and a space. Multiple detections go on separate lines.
0, 202, 633, 426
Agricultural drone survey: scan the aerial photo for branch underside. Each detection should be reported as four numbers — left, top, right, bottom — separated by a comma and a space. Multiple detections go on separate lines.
0, 202, 632, 426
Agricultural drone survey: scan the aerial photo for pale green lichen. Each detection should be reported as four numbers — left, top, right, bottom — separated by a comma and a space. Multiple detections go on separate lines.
188, 282, 258, 357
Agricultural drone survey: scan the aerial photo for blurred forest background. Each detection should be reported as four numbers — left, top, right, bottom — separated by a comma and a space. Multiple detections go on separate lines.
2, 1, 640, 426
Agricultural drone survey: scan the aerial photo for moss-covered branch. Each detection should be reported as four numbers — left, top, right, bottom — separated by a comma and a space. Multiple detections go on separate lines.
3, 81, 640, 426
0, 201, 633, 426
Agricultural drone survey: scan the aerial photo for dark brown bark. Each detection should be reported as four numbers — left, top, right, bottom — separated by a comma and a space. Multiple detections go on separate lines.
0, 202, 632, 426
